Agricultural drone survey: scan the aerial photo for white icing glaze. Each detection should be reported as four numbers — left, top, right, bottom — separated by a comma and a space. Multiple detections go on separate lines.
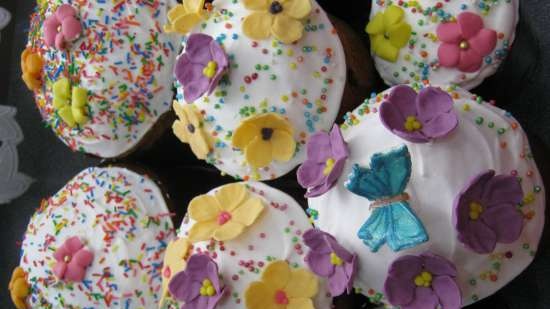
370, 0, 519, 90
308, 85, 545, 307
166, 182, 332, 309
19, 166, 175, 308
174, 0, 346, 180
28, 0, 180, 158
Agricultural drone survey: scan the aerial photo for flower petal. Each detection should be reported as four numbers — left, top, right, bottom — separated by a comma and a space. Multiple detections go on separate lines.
303, 229, 332, 253
56, 4, 77, 20
287, 298, 314, 309
481, 204, 523, 243
383, 5, 405, 28
183, 0, 205, 13
282, 0, 312, 19
173, 13, 202, 34
72, 249, 93, 267
231, 196, 264, 226
389, 84, 419, 117
366, 12, 384, 35
232, 122, 260, 149
372, 35, 399, 62
384, 255, 422, 305
469, 28, 497, 56
460, 170, 495, 202
457, 12, 484, 39
271, 129, 296, 162
173, 120, 192, 144
402, 287, 439, 309
262, 261, 291, 289
213, 221, 246, 241
458, 48, 483, 72
61, 17, 81, 41
481, 174, 523, 206
215, 183, 248, 212
421, 112, 458, 139
460, 221, 497, 254
242, 0, 270, 10
438, 42, 461, 68
245, 281, 276, 309
43, 16, 59, 47
184, 76, 211, 103
186, 33, 214, 65
210, 40, 229, 69
388, 22, 411, 49
285, 269, 318, 298
188, 220, 218, 242
421, 253, 457, 277
305, 131, 331, 163
253, 113, 293, 133
169, 270, 201, 302
272, 14, 304, 44
297, 160, 326, 189
437, 21, 462, 43
326, 157, 346, 187
329, 265, 349, 296
65, 262, 87, 281
329, 125, 348, 159
243, 11, 274, 41
188, 195, 221, 221
55, 32, 66, 49
432, 276, 462, 309
189, 131, 211, 160
53, 262, 67, 279
380, 98, 408, 135
65, 236, 84, 252
305, 251, 334, 277
245, 137, 274, 168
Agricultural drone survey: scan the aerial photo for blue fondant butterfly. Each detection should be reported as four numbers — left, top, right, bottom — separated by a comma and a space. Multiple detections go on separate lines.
345, 145, 428, 252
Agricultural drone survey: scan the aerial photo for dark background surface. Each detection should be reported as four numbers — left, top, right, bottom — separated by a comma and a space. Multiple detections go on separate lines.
1, 0, 550, 308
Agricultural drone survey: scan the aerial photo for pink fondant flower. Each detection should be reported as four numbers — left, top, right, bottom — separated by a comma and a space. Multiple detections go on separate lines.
53, 236, 94, 282
436, 12, 497, 72
43, 4, 82, 49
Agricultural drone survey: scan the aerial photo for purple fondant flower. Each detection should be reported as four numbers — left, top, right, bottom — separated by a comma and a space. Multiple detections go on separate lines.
453, 170, 524, 254
297, 125, 349, 197
384, 253, 461, 309
303, 228, 357, 296
168, 254, 226, 309
379, 85, 458, 143
175, 33, 229, 103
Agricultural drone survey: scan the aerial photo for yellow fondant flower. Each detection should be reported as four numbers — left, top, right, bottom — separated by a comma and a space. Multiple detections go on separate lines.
52, 78, 89, 127
9, 267, 29, 309
21, 48, 44, 91
232, 113, 296, 168
164, 0, 206, 35
161, 238, 191, 303
242, 0, 312, 44
245, 260, 319, 309
188, 183, 264, 242
366, 5, 411, 62
172, 101, 211, 160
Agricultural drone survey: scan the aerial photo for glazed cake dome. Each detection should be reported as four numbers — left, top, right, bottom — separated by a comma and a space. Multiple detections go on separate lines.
298, 84, 545, 308
159, 182, 358, 309
11, 167, 175, 308
168, 0, 347, 180
366, 0, 519, 89
22, 0, 179, 158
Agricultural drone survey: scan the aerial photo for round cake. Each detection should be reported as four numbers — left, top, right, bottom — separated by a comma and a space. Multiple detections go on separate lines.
170, 0, 348, 181
11, 166, 175, 308
23, 0, 180, 158
366, 0, 518, 90
299, 84, 545, 308
159, 182, 358, 309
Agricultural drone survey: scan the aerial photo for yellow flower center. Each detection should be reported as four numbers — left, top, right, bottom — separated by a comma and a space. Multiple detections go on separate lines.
269, 1, 284, 14
203, 61, 218, 79
404, 116, 423, 132
414, 271, 433, 288
323, 158, 335, 176
199, 279, 217, 296
274, 289, 289, 305
469, 202, 484, 220
459, 40, 470, 50
330, 252, 343, 266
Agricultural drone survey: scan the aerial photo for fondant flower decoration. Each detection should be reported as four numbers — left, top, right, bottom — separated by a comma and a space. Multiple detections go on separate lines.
242, 0, 312, 44
172, 101, 211, 159
161, 238, 191, 302
187, 183, 264, 242
437, 12, 497, 73
379, 85, 458, 143
303, 229, 357, 296
52, 236, 94, 282
232, 113, 296, 168
43, 4, 82, 49
366, 5, 412, 62
175, 33, 229, 103
21, 48, 44, 91
245, 260, 319, 309
9, 267, 29, 309
169, 254, 226, 309
164, 0, 206, 35
297, 125, 349, 197
453, 170, 524, 254
52, 78, 89, 128
384, 253, 461, 309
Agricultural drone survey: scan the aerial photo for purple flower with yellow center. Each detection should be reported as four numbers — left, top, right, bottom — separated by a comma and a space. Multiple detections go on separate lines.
168, 254, 226, 309
379, 85, 459, 143
303, 229, 357, 296
453, 169, 524, 254
297, 125, 349, 197
175, 33, 229, 103
384, 253, 461, 309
